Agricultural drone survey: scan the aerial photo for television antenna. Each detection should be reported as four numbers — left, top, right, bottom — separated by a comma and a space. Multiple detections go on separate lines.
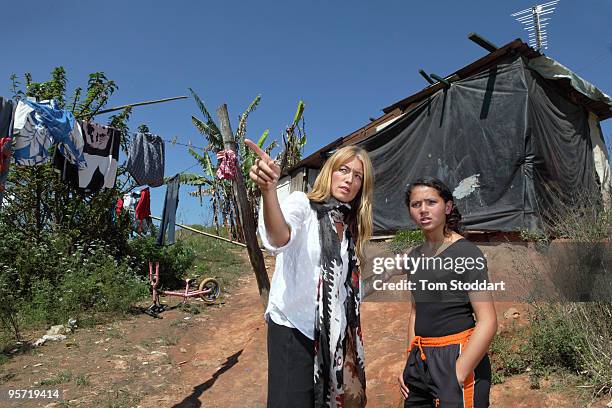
511, 1, 560, 51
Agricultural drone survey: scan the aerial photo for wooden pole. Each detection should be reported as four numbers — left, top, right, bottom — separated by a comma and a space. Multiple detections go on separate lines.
217, 104, 270, 307
467, 32, 499, 53
148, 214, 247, 247
92, 96, 188, 116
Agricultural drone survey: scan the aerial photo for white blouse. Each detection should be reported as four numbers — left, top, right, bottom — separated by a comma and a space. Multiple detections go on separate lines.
259, 191, 349, 340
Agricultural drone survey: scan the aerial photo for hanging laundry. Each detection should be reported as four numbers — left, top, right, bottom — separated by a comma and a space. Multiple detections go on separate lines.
115, 197, 124, 216
0, 97, 14, 138
157, 175, 180, 245
0, 98, 14, 196
22, 100, 85, 168
122, 191, 139, 211
135, 187, 151, 232
54, 121, 120, 192
12, 100, 53, 166
126, 132, 165, 187
0, 138, 12, 193
216, 150, 238, 180
12, 99, 85, 167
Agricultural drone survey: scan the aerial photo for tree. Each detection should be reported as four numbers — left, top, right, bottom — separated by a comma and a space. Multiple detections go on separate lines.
3, 68, 133, 249
186, 89, 277, 241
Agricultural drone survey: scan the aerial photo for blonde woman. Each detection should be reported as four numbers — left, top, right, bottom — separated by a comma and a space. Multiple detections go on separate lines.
245, 139, 374, 408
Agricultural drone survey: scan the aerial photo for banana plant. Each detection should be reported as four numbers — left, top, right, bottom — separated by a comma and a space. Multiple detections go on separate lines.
277, 100, 307, 173
189, 90, 277, 239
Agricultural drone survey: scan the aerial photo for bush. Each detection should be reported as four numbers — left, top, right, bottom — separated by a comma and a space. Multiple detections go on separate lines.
511, 189, 612, 397
390, 229, 425, 253
0, 265, 22, 342
489, 326, 530, 384
17, 239, 149, 328
127, 237, 196, 289
520, 303, 586, 389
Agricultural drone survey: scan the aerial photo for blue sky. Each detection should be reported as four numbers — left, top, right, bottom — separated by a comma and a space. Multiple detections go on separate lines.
3, 0, 611, 226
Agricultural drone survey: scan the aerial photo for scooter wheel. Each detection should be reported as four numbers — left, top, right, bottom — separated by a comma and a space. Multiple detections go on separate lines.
198, 278, 221, 304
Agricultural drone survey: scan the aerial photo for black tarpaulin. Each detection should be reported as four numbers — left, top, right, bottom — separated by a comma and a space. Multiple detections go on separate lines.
358, 55, 600, 234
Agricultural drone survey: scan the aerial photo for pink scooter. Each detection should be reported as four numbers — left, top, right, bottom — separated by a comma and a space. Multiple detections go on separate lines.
147, 261, 221, 315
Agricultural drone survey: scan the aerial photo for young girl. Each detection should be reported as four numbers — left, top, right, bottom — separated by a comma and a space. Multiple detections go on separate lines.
245, 139, 374, 408
398, 176, 497, 408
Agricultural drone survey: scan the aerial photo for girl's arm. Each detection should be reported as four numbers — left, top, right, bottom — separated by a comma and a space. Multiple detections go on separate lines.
455, 292, 497, 385
399, 300, 416, 399
407, 300, 416, 346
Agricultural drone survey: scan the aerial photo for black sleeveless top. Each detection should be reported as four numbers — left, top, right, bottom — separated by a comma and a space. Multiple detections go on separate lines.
406, 239, 489, 337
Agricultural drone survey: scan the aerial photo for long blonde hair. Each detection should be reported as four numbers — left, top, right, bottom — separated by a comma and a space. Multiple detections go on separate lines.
307, 145, 374, 263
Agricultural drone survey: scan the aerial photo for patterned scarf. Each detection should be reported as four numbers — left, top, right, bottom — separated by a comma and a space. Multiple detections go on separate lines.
311, 198, 367, 408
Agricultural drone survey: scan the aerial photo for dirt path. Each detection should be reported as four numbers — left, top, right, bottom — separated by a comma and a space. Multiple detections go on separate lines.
1, 252, 606, 407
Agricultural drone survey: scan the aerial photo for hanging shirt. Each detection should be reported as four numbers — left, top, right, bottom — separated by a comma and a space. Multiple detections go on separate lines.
126, 133, 165, 187
123, 192, 136, 209
258, 191, 350, 340
135, 187, 151, 226
54, 121, 120, 192
13, 100, 52, 166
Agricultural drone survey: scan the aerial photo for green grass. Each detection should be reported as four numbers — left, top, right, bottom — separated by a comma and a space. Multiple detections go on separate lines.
140, 339, 152, 350
39, 370, 73, 386
104, 389, 142, 408
389, 229, 425, 253
176, 225, 251, 291
75, 373, 91, 387
158, 334, 179, 347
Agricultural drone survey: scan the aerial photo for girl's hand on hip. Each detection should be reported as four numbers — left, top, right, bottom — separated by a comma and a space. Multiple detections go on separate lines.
398, 373, 409, 399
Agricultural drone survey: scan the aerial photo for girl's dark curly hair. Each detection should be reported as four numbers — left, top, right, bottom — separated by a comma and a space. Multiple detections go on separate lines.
404, 176, 463, 234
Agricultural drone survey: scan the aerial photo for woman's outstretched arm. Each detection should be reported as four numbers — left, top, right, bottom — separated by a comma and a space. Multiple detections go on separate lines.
245, 139, 289, 247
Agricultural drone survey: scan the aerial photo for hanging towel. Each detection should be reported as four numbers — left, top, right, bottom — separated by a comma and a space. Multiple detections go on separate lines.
157, 175, 180, 245
54, 121, 120, 192
126, 132, 165, 187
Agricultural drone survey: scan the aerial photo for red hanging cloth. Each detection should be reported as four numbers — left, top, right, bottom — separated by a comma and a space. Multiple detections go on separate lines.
135, 188, 151, 232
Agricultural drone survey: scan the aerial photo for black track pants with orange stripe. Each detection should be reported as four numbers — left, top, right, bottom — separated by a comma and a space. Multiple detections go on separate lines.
403, 340, 491, 407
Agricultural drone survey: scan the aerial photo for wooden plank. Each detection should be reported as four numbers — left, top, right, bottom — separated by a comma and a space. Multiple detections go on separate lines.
217, 104, 271, 307
468, 32, 499, 53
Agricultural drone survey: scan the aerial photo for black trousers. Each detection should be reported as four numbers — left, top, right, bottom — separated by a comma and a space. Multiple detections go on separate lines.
267, 319, 315, 408
403, 345, 491, 408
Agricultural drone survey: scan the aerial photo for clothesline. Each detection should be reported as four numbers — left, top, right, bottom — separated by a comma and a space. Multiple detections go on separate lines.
124, 131, 207, 151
